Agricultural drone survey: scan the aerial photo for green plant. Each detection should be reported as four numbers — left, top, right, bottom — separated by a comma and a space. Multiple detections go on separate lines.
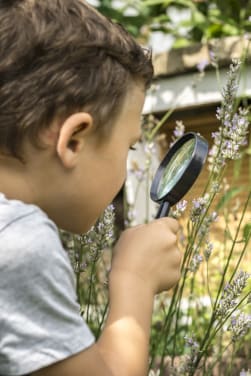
89, 0, 251, 47
62, 59, 251, 375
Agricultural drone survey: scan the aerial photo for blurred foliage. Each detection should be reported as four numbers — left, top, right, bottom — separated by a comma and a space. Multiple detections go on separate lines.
90, 0, 251, 47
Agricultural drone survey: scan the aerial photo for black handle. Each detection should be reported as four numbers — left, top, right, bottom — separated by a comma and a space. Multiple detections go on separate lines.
156, 201, 170, 218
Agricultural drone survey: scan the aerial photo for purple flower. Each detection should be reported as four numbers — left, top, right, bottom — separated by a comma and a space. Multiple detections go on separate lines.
229, 312, 251, 342
216, 271, 251, 318
208, 60, 250, 172
197, 59, 209, 72
170, 121, 185, 147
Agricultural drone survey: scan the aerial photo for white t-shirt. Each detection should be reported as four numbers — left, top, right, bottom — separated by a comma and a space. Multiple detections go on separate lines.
0, 193, 95, 375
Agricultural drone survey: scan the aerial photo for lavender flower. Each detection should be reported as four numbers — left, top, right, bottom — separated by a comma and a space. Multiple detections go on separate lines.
228, 312, 251, 342
209, 49, 218, 68
179, 336, 200, 373
144, 141, 157, 156
197, 59, 209, 73
208, 60, 250, 173
197, 211, 218, 242
170, 121, 185, 148
171, 199, 188, 218
216, 271, 251, 318
240, 369, 251, 376
189, 253, 203, 273
81, 204, 115, 263
210, 181, 221, 194
190, 195, 209, 223
204, 241, 214, 261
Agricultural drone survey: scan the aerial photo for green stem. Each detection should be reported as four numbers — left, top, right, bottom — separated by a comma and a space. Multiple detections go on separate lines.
97, 301, 109, 338
228, 191, 251, 284
205, 341, 232, 375
149, 107, 176, 141
206, 261, 213, 310
227, 342, 235, 376
158, 283, 180, 371
86, 257, 98, 324
192, 292, 250, 373
194, 198, 249, 371
213, 191, 250, 311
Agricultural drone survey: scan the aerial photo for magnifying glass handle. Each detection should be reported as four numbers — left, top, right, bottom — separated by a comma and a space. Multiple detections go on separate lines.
156, 201, 170, 218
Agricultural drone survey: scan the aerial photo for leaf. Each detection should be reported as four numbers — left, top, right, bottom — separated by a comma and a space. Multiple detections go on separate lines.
216, 187, 244, 211
172, 37, 192, 48
191, 10, 206, 25
222, 23, 240, 36
204, 23, 223, 39
243, 224, 251, 243
144, 0, 196, 10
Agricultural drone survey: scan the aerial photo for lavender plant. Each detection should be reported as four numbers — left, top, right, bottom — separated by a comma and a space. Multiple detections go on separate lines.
63, 59, 250, 375
149, 60, 250, 375
126, 59, 251, 375
61, 205, 115, 335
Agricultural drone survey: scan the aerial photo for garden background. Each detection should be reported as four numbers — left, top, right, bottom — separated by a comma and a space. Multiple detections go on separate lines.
62, 1, 251, 375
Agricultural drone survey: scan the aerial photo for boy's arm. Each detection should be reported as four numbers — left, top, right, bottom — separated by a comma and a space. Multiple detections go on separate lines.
32, 275, 153, 376
32, 218, 181, 376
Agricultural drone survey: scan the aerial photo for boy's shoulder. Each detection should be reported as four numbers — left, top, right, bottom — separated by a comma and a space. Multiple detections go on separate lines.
0, 192, 55, 233
0, 193, 95, 376
0, 192, 65, 270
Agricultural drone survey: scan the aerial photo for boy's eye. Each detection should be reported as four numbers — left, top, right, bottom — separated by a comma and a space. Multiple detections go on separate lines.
129, 146, 137, 151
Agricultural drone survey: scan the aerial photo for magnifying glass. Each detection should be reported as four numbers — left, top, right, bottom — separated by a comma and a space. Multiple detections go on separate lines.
150, 132, 208, 218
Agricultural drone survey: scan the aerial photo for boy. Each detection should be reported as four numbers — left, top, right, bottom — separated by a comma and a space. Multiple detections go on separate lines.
0, 0, 181, 375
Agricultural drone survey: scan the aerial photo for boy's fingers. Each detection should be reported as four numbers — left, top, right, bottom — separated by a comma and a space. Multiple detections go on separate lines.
157, 217, 179, 233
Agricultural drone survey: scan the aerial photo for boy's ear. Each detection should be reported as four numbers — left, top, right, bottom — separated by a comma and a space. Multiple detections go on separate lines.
56, 112, 93, 169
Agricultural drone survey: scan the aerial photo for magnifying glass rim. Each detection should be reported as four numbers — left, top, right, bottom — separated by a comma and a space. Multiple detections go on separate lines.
150, 132, 208, 205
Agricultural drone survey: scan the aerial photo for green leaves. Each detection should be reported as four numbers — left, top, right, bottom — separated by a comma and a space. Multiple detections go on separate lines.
243, 223, 251, 243
92, 0, 251, 45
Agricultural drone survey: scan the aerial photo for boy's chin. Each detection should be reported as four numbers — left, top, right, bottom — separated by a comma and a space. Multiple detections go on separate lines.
61, 219, 97, 235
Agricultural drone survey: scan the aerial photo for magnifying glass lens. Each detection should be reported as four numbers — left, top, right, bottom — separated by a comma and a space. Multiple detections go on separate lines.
157, 138, 195, 200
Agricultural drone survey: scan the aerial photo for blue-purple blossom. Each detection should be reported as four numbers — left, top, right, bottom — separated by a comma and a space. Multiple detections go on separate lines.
216, 271, 251, 318
81, 204, 115, 263
179, 336, 200, 373
197, 211, 218, 242
171, 199, 188, 218
144, 141, 157, 156
189, 253, 203, 272
204, 241, 214, 261
208, 60, 250, 172
209, 49, 218, 68
170, 121, 185, 148
197, 59, 209, 73
190, 195, 209, 223
229, 312, 251, 342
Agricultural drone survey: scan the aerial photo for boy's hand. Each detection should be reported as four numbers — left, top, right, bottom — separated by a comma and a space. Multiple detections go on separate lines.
110, 218, 182, 295
32, 218, 181, 376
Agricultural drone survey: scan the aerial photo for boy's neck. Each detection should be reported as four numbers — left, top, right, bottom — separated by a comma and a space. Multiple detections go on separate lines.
0, 155, 41, 205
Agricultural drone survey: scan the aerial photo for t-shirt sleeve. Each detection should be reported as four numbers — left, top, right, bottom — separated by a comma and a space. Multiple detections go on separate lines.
0, 210, 95, 376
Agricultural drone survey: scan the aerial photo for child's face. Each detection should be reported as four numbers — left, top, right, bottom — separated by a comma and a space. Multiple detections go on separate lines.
52, 83, 145, 233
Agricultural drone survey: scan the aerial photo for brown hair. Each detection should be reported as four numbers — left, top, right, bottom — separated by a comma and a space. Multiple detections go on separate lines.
0, 0, 153, 160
